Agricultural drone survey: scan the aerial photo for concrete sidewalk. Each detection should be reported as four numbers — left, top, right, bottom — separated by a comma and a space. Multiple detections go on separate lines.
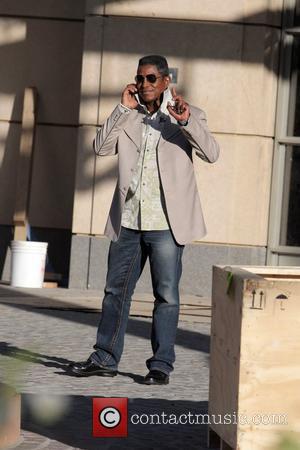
0, 285, 214, 449
0, 283, 211, 323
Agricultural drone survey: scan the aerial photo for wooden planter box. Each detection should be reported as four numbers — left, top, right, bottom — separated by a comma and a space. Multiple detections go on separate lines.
208, 266, 300, 450
0, 384, 21, 449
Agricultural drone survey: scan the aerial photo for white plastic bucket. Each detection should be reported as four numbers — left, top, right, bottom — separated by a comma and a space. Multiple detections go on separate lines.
10, 241, 48, 288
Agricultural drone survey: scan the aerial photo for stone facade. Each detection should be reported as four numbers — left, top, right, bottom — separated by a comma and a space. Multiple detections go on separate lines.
0, 1, 285, 293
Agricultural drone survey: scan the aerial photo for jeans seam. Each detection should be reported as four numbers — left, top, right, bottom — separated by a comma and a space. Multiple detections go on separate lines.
101, 243, 141, 365
149, 243, 183, 372
172, 246, 181, 306
176, 246, 183, 288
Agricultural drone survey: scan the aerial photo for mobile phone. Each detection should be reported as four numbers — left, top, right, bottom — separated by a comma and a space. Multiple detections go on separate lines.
134, 92, 141, 104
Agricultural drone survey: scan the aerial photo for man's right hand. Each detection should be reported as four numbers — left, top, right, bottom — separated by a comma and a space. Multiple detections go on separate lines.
121, 84, 139, 109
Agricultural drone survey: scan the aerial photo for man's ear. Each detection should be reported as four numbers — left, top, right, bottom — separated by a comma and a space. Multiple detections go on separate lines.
164, 76, 170, 88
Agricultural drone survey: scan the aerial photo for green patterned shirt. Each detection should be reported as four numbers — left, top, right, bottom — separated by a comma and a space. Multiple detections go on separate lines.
121, 90, 173, 230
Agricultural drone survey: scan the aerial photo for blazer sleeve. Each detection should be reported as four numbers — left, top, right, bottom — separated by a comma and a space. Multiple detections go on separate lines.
93, 104, 132, 156
180, 105, 220, 163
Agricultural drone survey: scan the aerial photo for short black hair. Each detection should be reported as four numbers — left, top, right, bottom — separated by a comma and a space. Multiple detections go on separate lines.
138, 55, 169, 77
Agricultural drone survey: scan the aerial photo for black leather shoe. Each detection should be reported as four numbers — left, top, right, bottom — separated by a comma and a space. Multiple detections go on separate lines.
142, 370, 169, 385
69, 358, 117, 377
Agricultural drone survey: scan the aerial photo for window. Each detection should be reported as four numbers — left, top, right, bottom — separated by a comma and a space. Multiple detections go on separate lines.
268, 0, 300, 263
280, 35, 300, 246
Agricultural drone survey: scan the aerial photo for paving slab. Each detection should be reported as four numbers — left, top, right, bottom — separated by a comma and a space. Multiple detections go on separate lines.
0, 284, 214, 449
0, 284, 211, 323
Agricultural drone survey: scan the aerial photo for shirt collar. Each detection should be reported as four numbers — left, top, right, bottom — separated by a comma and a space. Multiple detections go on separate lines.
159, 88, 173, 115
137, 88, 173, 118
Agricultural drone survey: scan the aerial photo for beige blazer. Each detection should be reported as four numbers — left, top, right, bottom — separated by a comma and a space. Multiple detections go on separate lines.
94, 103, 220, 245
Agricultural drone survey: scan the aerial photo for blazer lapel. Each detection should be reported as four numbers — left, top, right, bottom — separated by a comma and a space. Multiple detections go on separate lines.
123, 109, 144, 149
159, 115, 181, 147
123, 107, 180, 149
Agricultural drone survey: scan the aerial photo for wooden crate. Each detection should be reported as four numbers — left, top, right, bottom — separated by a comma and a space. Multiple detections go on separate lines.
0, 384, 21, 449
208, 266, 300, 450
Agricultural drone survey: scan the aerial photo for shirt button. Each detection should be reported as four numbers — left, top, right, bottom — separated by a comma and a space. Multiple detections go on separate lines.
144, 166, 147, 169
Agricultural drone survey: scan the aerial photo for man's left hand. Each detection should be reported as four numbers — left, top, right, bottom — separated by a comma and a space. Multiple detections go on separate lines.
167, 87, 190, 123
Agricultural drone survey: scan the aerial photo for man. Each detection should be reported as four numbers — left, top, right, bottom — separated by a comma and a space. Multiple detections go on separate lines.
70, 55, 220, 385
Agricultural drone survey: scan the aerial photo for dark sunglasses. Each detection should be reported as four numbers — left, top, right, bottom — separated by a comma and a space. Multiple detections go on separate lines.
135, 74, 163, 84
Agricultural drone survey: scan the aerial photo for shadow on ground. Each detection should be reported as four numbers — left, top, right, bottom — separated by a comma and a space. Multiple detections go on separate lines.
0, 302, 210, 354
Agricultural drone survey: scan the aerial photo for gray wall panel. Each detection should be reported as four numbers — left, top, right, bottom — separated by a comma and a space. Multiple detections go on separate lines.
70, 235, 266, 297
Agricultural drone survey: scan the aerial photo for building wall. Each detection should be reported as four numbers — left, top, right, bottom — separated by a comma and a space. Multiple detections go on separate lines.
0, 1, 85, 229
73, 1, 281, 246
70, 0, 282, 293
0, 1, 284, 293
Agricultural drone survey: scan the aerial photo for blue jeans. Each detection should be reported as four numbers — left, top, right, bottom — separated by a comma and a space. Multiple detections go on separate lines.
91, 227, 184, 374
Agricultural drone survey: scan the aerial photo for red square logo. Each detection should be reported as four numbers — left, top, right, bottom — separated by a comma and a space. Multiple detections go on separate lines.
93, 398, 128, 437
